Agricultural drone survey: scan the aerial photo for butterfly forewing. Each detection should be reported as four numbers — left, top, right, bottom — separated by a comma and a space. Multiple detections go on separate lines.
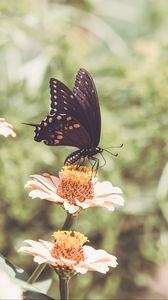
50, 78, 83, 119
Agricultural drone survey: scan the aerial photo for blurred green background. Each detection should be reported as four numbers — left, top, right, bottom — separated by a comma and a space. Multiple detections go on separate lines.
1, 0, 168, 299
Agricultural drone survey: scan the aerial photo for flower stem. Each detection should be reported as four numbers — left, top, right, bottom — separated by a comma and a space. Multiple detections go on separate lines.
27, 263, 47, 284
62, 213, 74, 230
59, 277, 69, 300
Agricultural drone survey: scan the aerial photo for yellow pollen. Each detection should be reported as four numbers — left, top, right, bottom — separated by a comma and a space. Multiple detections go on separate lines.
53, 231, 88, 246
51, 231, 88, 266
57, 165, 94, 205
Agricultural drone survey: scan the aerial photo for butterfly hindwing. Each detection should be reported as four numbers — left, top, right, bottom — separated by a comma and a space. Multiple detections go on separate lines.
34, 114, 91, 148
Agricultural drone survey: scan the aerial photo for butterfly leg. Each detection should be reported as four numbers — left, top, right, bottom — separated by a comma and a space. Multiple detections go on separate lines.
90, 157, 99, 173
88, 158, 94, 168
99, 152, 106, 168
76, 156, 85, 169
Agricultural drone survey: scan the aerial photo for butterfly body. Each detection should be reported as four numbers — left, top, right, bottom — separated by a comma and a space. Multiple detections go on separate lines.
64, 146, 103, 165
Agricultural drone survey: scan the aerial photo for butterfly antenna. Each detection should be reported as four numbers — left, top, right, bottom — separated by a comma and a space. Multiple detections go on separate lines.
104, 149, 118, 157
104, 143, 123, 150
22, 122, 37, 127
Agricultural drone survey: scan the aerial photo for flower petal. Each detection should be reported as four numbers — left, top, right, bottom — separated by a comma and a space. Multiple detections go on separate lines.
75, 245, 118, 274
28, 190, 63, 203
75, 199, 90, 209
29, 174, 59, 191
18, 240, 56, 264
63, 201, 79, 214
0, 118, 16, 137
94, 181, 123, 197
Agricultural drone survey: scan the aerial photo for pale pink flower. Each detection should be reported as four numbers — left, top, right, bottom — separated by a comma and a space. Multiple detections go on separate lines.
0, 118, 16, 137
18, 231, 117, 275
25, 165, 124, 214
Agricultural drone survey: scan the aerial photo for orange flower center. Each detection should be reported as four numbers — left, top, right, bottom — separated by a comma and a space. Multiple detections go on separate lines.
51, 231, 88, 267
57, 165, 94, 205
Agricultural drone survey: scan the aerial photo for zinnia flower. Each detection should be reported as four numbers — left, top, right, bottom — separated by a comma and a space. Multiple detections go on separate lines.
25, 165, 124, 214
0, 118, 16, 137
18, 231, 117, 275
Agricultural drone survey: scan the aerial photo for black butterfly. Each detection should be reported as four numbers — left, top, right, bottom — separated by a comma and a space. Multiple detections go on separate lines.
25, 68, 120, 168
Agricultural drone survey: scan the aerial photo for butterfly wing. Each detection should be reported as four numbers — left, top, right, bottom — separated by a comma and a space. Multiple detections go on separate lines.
34, 114, 91, 148
32, 69, 101, 149
49, 77, 91, 139
50, 78, 78, 115
73, 68, 101, 147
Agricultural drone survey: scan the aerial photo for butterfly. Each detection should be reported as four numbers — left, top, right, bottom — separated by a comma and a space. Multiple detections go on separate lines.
24, 68, 121, 169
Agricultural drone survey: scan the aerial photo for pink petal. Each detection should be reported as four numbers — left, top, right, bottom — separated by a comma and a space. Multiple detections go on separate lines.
25, 179, 54, 194
49, 175, 60, 187
94, 181, 123, 197
84, 199, 104, 207
75, 199, 90, 209
39, 240, 54, 252
59, 257, 76, 265
30, 175, 59, 191
105, 195, 124, 205
74, 265, 88, 274
63, 201, 79, 214
0, 119, 16, 137
34, 256, 49, 264
91, 195, 124, 209
75, 246, 118, 274
29, 190, 63, 203
18, 240, 56, 263
83, 246, 117, 265
28, 190, 52, 200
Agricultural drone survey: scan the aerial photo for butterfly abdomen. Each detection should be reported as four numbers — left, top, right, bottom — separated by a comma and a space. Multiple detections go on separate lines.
64, 147, 103, 165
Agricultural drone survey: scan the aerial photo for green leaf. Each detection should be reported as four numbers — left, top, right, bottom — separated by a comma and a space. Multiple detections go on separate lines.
0, 253, 55, 299
0, 253, 27, 280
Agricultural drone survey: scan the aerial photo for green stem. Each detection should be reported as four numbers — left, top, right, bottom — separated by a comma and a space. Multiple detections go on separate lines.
27, 213, 75, 283
62, 213, 74, 230
27, 263, 47, 284
59, 277, 69, 300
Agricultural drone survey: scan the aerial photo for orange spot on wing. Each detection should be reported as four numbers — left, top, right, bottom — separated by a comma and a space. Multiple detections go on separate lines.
73, 124, 80, 128
54, 139, 60, 144
57, 135, 63, 140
